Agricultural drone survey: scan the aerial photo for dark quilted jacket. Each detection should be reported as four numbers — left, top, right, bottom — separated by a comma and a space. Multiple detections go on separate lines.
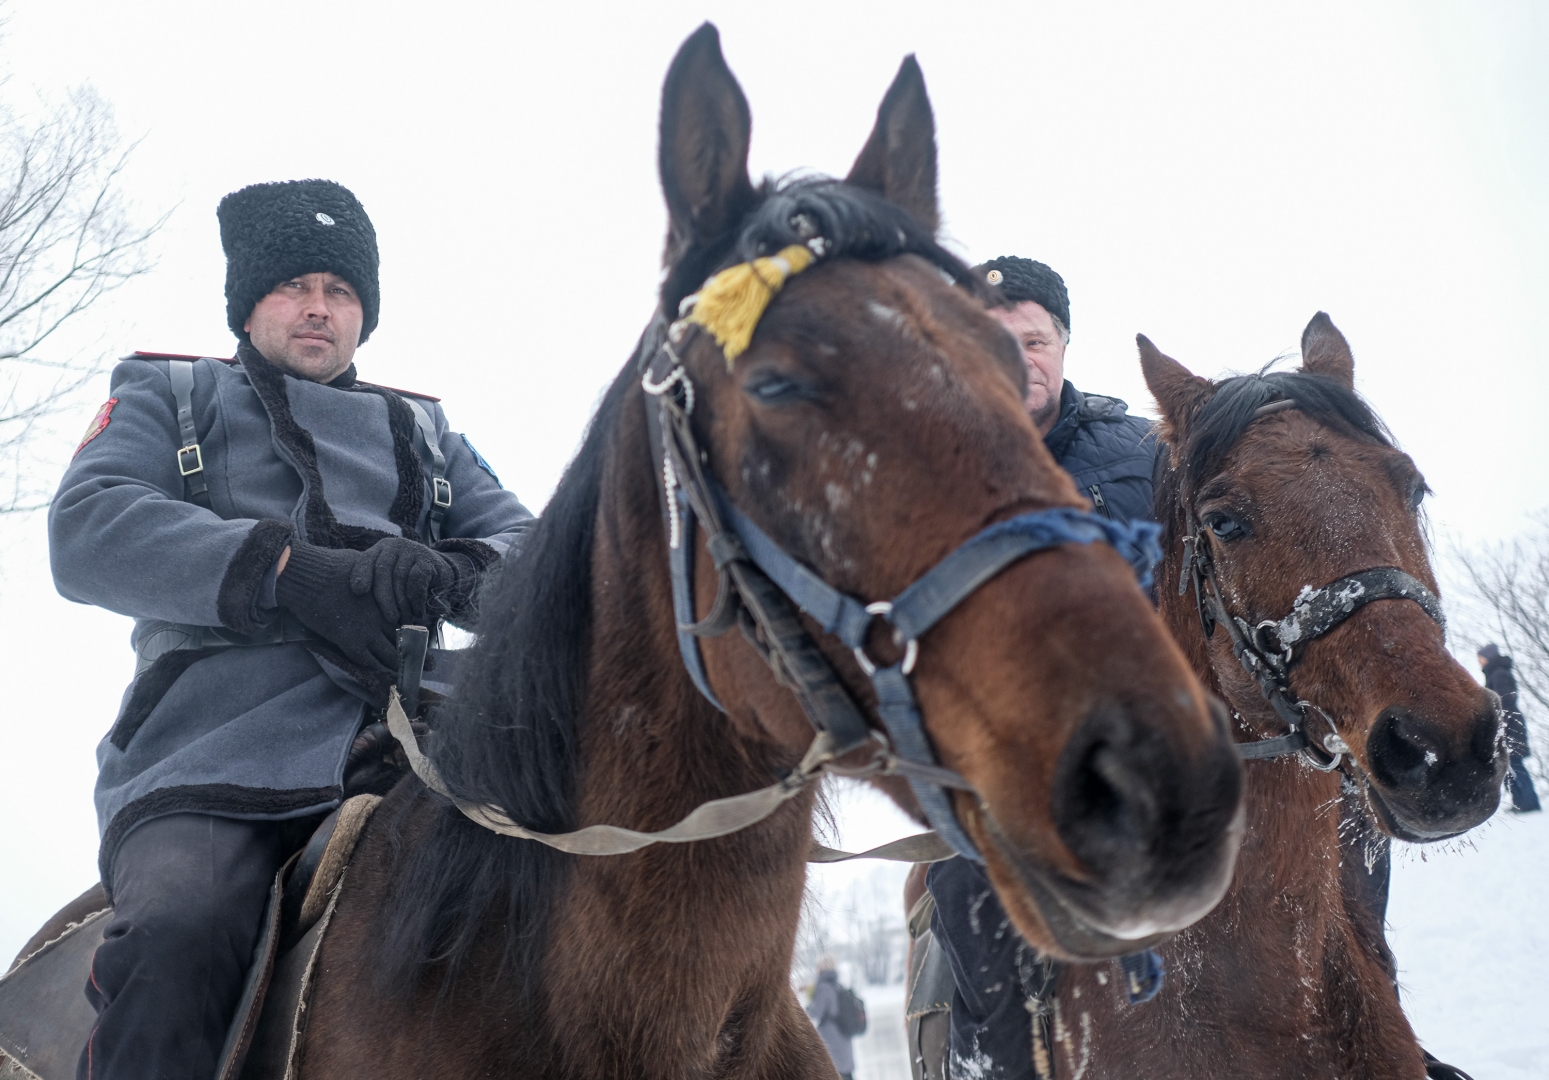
1042, 380, 1158, 526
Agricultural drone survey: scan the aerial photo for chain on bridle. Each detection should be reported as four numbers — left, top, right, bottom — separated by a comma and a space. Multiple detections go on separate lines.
1177, 398, 1445, 771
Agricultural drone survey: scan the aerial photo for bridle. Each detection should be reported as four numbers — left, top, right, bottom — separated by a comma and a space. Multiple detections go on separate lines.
639, 300, 1162, 861
388, 243, 1159, 868
1177, 397, 1445, 770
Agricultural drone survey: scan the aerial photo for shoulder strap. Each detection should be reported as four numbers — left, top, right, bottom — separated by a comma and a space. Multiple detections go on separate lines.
402, 396, 450, 541
168, 360, 212, 509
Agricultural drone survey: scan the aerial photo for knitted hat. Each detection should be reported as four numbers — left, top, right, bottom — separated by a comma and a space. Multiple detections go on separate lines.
218, 179, 380, 343
1478, 643, 1502, 662
975, 256, 1069, 334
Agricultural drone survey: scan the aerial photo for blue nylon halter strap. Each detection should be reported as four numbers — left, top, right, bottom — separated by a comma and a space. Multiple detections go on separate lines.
668, 493, 725, 712
706, 488, 1162, 862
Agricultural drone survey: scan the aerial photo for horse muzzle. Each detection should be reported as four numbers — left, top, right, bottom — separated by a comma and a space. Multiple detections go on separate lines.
980, 697, 1245, 960
1360, 695, 1505, 840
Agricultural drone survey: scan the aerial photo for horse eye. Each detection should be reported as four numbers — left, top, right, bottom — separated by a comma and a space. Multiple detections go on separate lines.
745, 372, 804, 405
1409, 480, 1429, 510
1205, 513, 1246, 542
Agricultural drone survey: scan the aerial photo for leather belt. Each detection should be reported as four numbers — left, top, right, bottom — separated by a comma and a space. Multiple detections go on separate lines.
133, 614, 319, 674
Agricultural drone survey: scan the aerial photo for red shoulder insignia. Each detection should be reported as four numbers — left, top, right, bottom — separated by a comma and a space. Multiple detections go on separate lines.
75, 398, 119, 457
123, 351, 238, 365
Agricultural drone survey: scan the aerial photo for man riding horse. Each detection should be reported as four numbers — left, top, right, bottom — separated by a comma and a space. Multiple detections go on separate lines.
47, 179, 534, 1079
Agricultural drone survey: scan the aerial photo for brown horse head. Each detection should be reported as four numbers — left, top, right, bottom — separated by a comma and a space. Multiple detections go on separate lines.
1143, 313, 1503, 841
656, 24, 1242, 958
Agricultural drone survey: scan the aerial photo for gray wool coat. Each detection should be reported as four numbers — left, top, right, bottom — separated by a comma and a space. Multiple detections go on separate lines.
49, 344, 534, 889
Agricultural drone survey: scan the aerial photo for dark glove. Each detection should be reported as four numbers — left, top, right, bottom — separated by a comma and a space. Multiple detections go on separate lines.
275, 543, 398, 673
349, 537, 465, 626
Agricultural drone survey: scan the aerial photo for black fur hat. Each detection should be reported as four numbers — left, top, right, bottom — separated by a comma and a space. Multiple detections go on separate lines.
975, 255, 1069, 334
218, 179, 380, 343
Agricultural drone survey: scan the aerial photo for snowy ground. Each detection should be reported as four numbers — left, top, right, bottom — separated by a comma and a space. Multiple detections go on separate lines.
1389, 806, 1549, 1079
816, 782, 1549, 1080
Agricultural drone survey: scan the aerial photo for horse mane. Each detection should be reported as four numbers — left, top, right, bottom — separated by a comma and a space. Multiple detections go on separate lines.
379, 174, 978, 1001
1155, 366, 1398, 551
379, 358, 634, 999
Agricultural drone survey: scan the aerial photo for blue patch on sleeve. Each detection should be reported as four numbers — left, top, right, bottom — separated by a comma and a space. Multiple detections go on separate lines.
461, 433, 502, 488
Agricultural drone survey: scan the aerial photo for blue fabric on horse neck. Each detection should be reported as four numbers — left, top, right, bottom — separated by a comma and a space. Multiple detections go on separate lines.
887, 508, 1162, 643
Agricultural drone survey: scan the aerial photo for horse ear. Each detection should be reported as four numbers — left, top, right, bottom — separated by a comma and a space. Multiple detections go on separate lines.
1139, 334, 1215, 434
1299, 311, 1355, 389
845, 56, 940, 233
659, 23, 756, 252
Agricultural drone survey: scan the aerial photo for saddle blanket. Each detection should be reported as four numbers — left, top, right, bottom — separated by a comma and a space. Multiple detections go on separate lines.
0, 795, 380, 1080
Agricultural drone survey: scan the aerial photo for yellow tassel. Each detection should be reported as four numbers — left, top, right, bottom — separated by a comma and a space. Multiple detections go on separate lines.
686, 244, 814, 366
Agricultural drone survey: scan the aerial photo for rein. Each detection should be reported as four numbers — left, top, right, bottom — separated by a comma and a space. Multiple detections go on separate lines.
1178, 398, 1445, 769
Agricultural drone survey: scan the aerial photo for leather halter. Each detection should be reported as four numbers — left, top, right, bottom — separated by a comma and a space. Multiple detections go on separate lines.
641, 308, 1163, 862
1178, 398, 1445, 768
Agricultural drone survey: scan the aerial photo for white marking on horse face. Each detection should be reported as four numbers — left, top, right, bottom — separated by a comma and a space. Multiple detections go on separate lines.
825, 482, 851, 512
867, 300, 906, 329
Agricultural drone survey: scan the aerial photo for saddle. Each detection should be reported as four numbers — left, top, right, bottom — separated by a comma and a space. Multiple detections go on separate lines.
0, 795, 382, 1080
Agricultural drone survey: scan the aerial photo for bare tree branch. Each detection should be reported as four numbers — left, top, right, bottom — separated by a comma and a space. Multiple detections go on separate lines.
1447, 511, 1549, 780
0, 82, 166, 513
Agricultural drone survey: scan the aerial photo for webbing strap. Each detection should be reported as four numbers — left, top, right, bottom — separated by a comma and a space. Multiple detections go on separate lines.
388, 690, 825, 855
716, 493, 1161, 650
871, 664, 984, 860
668, 496, 725, 711
403, 397, 450, 542
808, 832, 958, 863
888, 510, 1162, 642
715, 495, 872, 644
168, 360, 211, 509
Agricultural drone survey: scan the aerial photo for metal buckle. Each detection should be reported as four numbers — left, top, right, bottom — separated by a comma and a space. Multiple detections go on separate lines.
1298, 703, 1346, 771
1253, 620, 1293, 669
852, 601, 919, 677
433, 477, 452, 508
177, 444, 203, 476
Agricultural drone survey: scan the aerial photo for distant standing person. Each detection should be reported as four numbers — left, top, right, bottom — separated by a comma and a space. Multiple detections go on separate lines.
1480, 643, 1541, 812
807, 956, 856, 1079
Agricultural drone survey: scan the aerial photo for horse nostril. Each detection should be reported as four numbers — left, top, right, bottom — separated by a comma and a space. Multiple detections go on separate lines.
1470, 699, 1502, 766
1053, 709, 1161, 874
1366, 708, 1445, 789
1080, 746, 1157, 843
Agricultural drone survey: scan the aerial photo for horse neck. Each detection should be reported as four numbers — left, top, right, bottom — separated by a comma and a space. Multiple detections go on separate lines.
541, 380, 818, 1067
1064, 544, 1420, 1075
579, 379, 810, 835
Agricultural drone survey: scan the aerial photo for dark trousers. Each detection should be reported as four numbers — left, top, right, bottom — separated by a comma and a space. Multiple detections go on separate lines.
79, 814, 290, 1080
1507, 753, 1541, 812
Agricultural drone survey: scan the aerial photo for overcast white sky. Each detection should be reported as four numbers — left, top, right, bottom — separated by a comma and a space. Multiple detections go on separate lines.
1, 1, 1545, 966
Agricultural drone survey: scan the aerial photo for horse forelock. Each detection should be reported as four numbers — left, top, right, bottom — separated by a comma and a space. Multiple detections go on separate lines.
1178, 369, 1394, 504
662, 175, 983, 320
